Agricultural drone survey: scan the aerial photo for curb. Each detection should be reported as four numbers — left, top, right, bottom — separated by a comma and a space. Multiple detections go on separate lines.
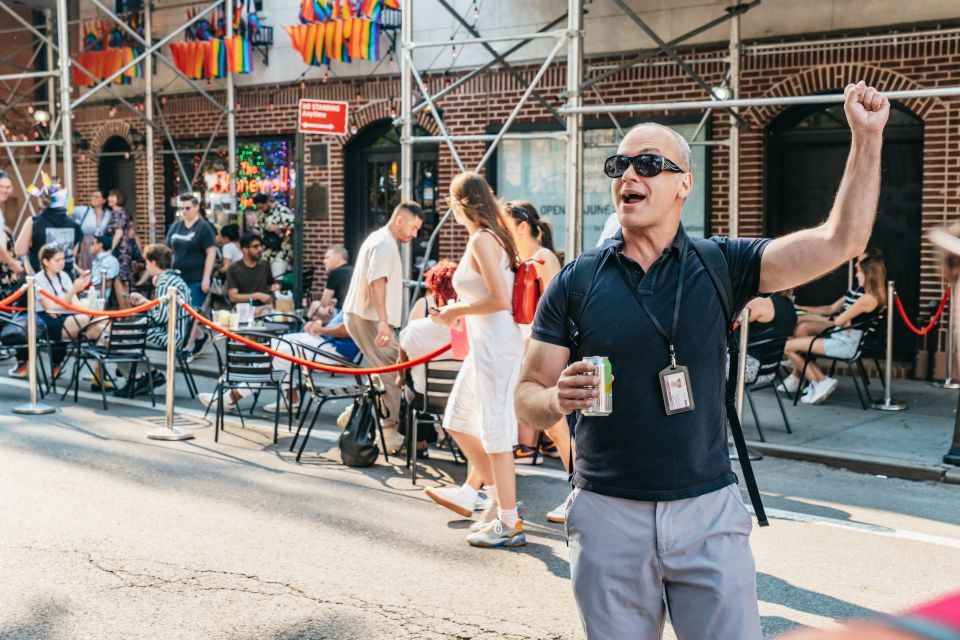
745, 441, 960, 485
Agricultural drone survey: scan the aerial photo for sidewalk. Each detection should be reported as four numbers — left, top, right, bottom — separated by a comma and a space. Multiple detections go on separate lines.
145, 347, 960, 484
741, 376, 960, 484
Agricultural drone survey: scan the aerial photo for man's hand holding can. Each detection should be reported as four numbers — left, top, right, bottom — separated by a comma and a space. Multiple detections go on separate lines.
552, 361, 600, 415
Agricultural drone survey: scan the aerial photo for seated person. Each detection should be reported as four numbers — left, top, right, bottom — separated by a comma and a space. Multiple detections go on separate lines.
120, 244, 192, 395
217, 223, 242, 274
794, 247, 884, 338
741, 291, 797, 384
225, 233, 277, 316
397, 260, 460, 457
307, 244, 353, 322
89, 234, 120, 303
34, 243, 104, 377
780, 256, 886, 405
197, 309, 360, 413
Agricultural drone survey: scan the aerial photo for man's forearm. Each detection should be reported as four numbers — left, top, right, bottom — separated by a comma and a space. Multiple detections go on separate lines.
516, 380, 564, 431
827, 136, 882, 255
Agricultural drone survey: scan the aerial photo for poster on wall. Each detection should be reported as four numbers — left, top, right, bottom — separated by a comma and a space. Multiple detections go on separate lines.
496, 125, 708, 258
169, 138, 293, 230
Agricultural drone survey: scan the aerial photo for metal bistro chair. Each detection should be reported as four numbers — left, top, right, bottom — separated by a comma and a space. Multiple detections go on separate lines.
406, 358, 463, 484
742, 336, 792, 442
261, 311, 305, 333
289, 343, 374, 462
210, 330, 290, 444
147, 308, 199, 399
63, 314, 156, 410
793, 312, 885, 409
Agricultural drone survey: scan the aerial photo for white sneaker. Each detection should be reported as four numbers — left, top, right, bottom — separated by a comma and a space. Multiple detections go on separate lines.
382, 428, 404, 455
776, 375, 800, 394
474, 490, 494, 512
263, 401, 291, 414
803, 376, 839, 405
546, 502, 566, 524
424, 486, 475, 518
198, 391, 237, 411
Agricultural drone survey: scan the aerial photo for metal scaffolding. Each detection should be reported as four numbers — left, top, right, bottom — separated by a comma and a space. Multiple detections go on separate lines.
0, 0, 238, 243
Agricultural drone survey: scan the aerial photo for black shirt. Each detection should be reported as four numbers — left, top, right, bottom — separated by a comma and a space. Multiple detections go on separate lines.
165, 218, 217, 284
225, 260, 273, 305
325, 264, 354, 309
29, 208, 83, 274
750, 294, 797, 346
531, 226, 770, 502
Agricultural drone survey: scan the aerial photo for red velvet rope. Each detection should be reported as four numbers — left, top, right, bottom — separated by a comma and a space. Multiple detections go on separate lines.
894, 288, 950, 336
182, 301, 453, 374
0, 286, 26, 311
38, 288, 163, 317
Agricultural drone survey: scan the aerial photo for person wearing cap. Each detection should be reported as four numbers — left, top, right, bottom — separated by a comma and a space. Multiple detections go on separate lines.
15, 176, 82, 277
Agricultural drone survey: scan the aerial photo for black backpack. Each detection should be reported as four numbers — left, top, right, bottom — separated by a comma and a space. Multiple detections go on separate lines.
338, 391, 382, 467
565, 237, 769, 527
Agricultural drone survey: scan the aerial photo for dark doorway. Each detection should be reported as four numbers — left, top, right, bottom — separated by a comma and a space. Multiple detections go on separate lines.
765, 101, 923, 360
344, 120, 439, 277
98, 136, 137, 219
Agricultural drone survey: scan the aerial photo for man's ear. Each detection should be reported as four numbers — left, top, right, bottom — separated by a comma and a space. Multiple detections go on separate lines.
677, 171, 693, 200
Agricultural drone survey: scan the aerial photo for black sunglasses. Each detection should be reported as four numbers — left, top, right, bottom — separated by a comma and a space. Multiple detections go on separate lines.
603, 153, 685, 179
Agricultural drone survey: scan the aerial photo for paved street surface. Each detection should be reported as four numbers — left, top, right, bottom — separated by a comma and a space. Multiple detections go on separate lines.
1, 375, 959, 639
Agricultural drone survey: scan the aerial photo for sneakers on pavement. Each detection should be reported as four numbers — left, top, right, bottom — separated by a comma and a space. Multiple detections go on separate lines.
424, 486, 475, 518
8, 362, 27, 378
540, 436, 560, 458
801, 376, 839, 405
546, 502, 566, 524
776, 375, 800, 394
474, 490, 493, 512
263, 401, 291, 414
513, 445, 543, 466
198, 391, 238, 412
469, 503, 527, 532
466, 519, 526, 548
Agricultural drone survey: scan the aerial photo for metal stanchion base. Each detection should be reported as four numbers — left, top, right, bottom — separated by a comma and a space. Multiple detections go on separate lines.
931, 380, 960, 390
870, 399, 908, 411
944, 449, 960, 467
13, 403, 56, 415
728, 444, 763, 461
146, 427, 195, 441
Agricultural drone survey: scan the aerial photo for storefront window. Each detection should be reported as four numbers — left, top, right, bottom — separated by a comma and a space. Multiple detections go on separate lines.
496, 124, 708, 256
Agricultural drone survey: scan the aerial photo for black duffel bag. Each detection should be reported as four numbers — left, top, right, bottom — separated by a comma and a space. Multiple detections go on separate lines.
338, 392, 381, 467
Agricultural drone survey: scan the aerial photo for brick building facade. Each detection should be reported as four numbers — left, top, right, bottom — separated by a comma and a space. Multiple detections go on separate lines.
4, 15, 959, 366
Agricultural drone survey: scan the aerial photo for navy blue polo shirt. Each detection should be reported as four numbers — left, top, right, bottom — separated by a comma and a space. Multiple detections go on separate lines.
531, 225, 770, 501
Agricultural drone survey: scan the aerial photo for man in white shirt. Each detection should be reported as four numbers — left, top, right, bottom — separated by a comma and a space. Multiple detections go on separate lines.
343, 202, 424, 453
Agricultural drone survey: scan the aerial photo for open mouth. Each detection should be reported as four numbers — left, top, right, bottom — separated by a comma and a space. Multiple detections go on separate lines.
622, 193, 646, 204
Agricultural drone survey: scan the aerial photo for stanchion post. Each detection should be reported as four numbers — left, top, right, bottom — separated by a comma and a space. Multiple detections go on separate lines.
99, 268, 107, 302
146, 288, 194, 440
932, 290, 959, 389
871, 281, 907, 411
729, 307, 761, 461
13, 279, 55, 415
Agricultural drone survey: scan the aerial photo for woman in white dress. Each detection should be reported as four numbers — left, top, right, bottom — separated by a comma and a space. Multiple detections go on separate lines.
427, 172, 526, 548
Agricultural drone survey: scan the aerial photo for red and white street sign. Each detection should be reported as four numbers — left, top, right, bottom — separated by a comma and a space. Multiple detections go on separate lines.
298, 99, 349, 135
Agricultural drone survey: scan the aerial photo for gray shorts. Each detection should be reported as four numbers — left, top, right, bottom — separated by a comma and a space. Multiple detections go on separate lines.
566, 484, 762, 640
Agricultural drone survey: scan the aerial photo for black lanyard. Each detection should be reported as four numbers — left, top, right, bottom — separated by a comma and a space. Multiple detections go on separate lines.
614, 237, 688, 367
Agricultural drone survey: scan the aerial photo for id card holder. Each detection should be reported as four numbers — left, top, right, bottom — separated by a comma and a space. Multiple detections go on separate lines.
659, 364, 695, 415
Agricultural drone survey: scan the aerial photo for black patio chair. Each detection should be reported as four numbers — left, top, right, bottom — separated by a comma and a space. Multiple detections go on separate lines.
742, 335, 792, 442
260, 311, 305, 333
63, 314, 156, 410
793, 313, 885, 409
289, 343, 373, 462
146, 308, 199, 398
405, 357, 463, 484
209, 330, 289, 444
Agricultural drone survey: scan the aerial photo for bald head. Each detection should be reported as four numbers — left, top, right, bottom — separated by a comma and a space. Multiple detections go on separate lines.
621, 123, 692, 172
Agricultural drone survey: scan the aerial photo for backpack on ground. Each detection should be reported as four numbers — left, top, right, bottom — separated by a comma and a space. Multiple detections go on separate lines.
565, 236, 769, 527
338, 391, 381, 467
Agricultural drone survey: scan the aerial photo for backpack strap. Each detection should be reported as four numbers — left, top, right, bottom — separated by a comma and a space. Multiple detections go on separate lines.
690, 237, 769, 527
565, 247, 605, 349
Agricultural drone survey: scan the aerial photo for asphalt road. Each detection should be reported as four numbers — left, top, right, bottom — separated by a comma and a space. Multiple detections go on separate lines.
1, 378, 958, 639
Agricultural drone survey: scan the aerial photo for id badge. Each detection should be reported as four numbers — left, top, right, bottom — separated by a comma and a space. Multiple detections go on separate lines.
659, 364, 695, 415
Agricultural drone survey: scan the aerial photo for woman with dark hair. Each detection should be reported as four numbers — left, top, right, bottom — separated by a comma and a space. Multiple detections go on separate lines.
427, 171, 526, 549
105, 188, 134, 309
76, 189, 111, 272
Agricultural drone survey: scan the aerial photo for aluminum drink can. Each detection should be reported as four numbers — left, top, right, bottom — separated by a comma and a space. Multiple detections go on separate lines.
581, 356, 612, 416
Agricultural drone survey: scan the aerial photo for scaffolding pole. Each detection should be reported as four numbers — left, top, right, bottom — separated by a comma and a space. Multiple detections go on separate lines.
45, 10, 57, 178
565, 0, 583, 262
145, 1, 156, 242
400, 0, 413, 320
728, 6, 741, 238
56, 0, 73, 197
226, 0, 237, 226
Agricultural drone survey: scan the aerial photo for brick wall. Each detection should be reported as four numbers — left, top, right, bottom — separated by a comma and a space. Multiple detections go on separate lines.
62, 26, 960, 351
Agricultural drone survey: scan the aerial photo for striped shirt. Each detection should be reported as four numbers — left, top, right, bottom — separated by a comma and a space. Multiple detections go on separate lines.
147, 270, 192, 349
841, 287, 864, 313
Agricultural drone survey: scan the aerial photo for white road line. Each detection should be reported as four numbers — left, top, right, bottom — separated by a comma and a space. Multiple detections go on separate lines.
4, 377, 958, 549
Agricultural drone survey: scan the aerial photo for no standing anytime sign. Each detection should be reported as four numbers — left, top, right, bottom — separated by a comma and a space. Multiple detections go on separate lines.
298, 99, 349, 135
